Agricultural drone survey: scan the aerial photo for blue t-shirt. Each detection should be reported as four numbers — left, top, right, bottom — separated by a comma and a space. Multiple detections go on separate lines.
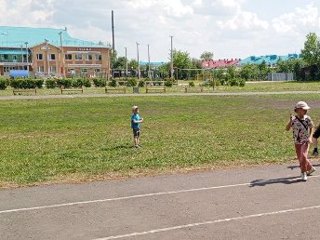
131, 113, 141, 129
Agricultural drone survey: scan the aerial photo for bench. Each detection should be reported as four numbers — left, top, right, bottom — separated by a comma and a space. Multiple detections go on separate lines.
145, 81, 166, 93
105, 87, 127, 94
184, 86, 204, 93
13, 88, 37, 95
61, 87, 84, 94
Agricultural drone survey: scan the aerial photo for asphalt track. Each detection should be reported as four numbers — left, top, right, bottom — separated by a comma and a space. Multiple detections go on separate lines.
1, 161, 320, 240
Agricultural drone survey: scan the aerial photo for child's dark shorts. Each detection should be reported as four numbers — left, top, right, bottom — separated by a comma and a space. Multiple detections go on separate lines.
313, 126, 320, 139
132, 128, 140, 137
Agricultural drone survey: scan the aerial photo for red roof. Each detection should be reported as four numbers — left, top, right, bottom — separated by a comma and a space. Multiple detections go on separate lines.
201, 59, 240, 69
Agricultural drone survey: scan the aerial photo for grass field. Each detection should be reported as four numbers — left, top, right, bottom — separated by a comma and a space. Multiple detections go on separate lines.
1, 93, 320, 187
1, 80, 320, 96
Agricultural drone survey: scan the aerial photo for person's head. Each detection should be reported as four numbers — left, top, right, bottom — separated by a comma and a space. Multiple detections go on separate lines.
132, 105, 139, 114
294, 101, 310, 117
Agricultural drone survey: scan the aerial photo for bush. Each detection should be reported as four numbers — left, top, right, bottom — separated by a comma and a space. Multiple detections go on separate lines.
10, 79, 44, 89
127, 78, 137, 87
57, 79, 72, 88
72, 78, 84, 88
0, 79, 7, 90
108, 79, 117, 87
189, 81, 195, 87
165, 79, 173, 87
228, 78, 246, 87
93, 78, 106, 87
46, 79, 57, 89
83, 79, 91, 88
138, 80, 145, 87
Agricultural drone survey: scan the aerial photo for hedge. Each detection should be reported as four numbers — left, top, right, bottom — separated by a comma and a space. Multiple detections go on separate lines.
93, 78, 106, 87
10, 79, 44, 89
0, 79, 7, 90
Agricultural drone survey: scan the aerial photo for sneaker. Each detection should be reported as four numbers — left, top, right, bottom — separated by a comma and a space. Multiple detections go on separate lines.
312, 149, 319, 157
307, 167, 316, 176
301, 172, 307, 181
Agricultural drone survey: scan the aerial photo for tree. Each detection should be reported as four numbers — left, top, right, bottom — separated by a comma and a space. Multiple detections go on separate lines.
301, 32, 320, 67
110, 50, 118, 68
113, 56, 127, 70
239, 64, 259, 81
200, 51, 214, 61
172, 50, 192, 79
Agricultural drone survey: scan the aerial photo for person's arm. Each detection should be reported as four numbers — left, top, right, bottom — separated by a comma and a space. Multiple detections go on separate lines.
309, 118, 314, 143
286, 114, 293, 131
132, 115, 143, 123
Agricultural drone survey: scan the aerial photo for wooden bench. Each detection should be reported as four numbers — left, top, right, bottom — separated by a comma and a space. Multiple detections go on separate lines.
184, 86, 204, 93
60, 87, 84, 94
13, 88, 37, 95
145, 81, 166, 93
105, 87, 127, 94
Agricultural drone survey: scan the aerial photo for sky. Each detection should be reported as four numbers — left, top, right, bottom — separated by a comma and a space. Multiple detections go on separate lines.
0, 0, 320, 62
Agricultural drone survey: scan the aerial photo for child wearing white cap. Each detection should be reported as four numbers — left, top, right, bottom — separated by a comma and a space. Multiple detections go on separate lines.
286, 101, 316, 181
131, 106, 144, 148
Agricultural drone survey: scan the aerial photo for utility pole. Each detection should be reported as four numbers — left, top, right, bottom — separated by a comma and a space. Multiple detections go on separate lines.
125, 47, 128, 78
170, 35, 174, 79
136, 42, 140, 79
111, 10, 115, 53
45, 39, 49, 76
147, 44, 151, 78
59, 31, 65, 77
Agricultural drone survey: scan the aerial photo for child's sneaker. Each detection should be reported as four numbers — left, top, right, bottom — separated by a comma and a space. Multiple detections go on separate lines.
307, 167, 316, 176
312, 149, 319, 157
301, 172, 307, 181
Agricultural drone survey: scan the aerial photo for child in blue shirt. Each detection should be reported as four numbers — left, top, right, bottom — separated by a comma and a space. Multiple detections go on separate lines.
131, 106, 144, 148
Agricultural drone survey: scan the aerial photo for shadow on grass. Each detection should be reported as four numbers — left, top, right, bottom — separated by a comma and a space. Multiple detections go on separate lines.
250, 176, 302, 187
287, 164, 320, 170
101, 144, 134, 151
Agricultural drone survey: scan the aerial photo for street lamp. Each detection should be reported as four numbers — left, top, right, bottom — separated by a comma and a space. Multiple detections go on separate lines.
25, 42, 29, 73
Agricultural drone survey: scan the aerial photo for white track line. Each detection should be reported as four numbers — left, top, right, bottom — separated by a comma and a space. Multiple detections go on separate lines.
92, 205, 320, 240
1, 175, 319, 215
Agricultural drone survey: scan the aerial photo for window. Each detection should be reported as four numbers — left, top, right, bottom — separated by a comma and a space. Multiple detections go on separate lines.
3, 54, 8, 60
50, 66, 57, 73
49, 54, 56, 60
37, 66, 44, 72
86, 54, 93, 60
13, 55, 17, 61
96, 54, 102, 61
75, 53, 83, 60
65, 54, 72, 60
37, 54, 43, 60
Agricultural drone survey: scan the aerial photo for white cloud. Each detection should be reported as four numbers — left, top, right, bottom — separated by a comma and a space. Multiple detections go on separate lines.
0, 0, 319, 61
272, 4, 320, 35
218, 11, 269, 31
0, 0, 54, 26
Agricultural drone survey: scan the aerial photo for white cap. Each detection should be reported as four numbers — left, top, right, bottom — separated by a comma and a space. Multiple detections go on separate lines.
132, 105, 138, 110
294, 101, 310, 110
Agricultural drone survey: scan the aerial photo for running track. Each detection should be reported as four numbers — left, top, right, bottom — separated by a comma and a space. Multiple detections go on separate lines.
1, 162, 320, 240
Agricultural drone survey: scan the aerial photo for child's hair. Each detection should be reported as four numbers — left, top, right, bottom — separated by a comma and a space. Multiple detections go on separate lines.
132, 105, 138, 112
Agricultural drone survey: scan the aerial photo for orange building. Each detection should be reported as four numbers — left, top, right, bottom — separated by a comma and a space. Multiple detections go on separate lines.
0, 26, 111, 78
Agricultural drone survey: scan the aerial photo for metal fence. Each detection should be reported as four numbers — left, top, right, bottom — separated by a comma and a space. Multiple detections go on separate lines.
267, 73, 294, 81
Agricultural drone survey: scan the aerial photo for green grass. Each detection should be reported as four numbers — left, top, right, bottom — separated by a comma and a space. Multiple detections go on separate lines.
1, 94, 320, 187
1, 81, 320, 96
